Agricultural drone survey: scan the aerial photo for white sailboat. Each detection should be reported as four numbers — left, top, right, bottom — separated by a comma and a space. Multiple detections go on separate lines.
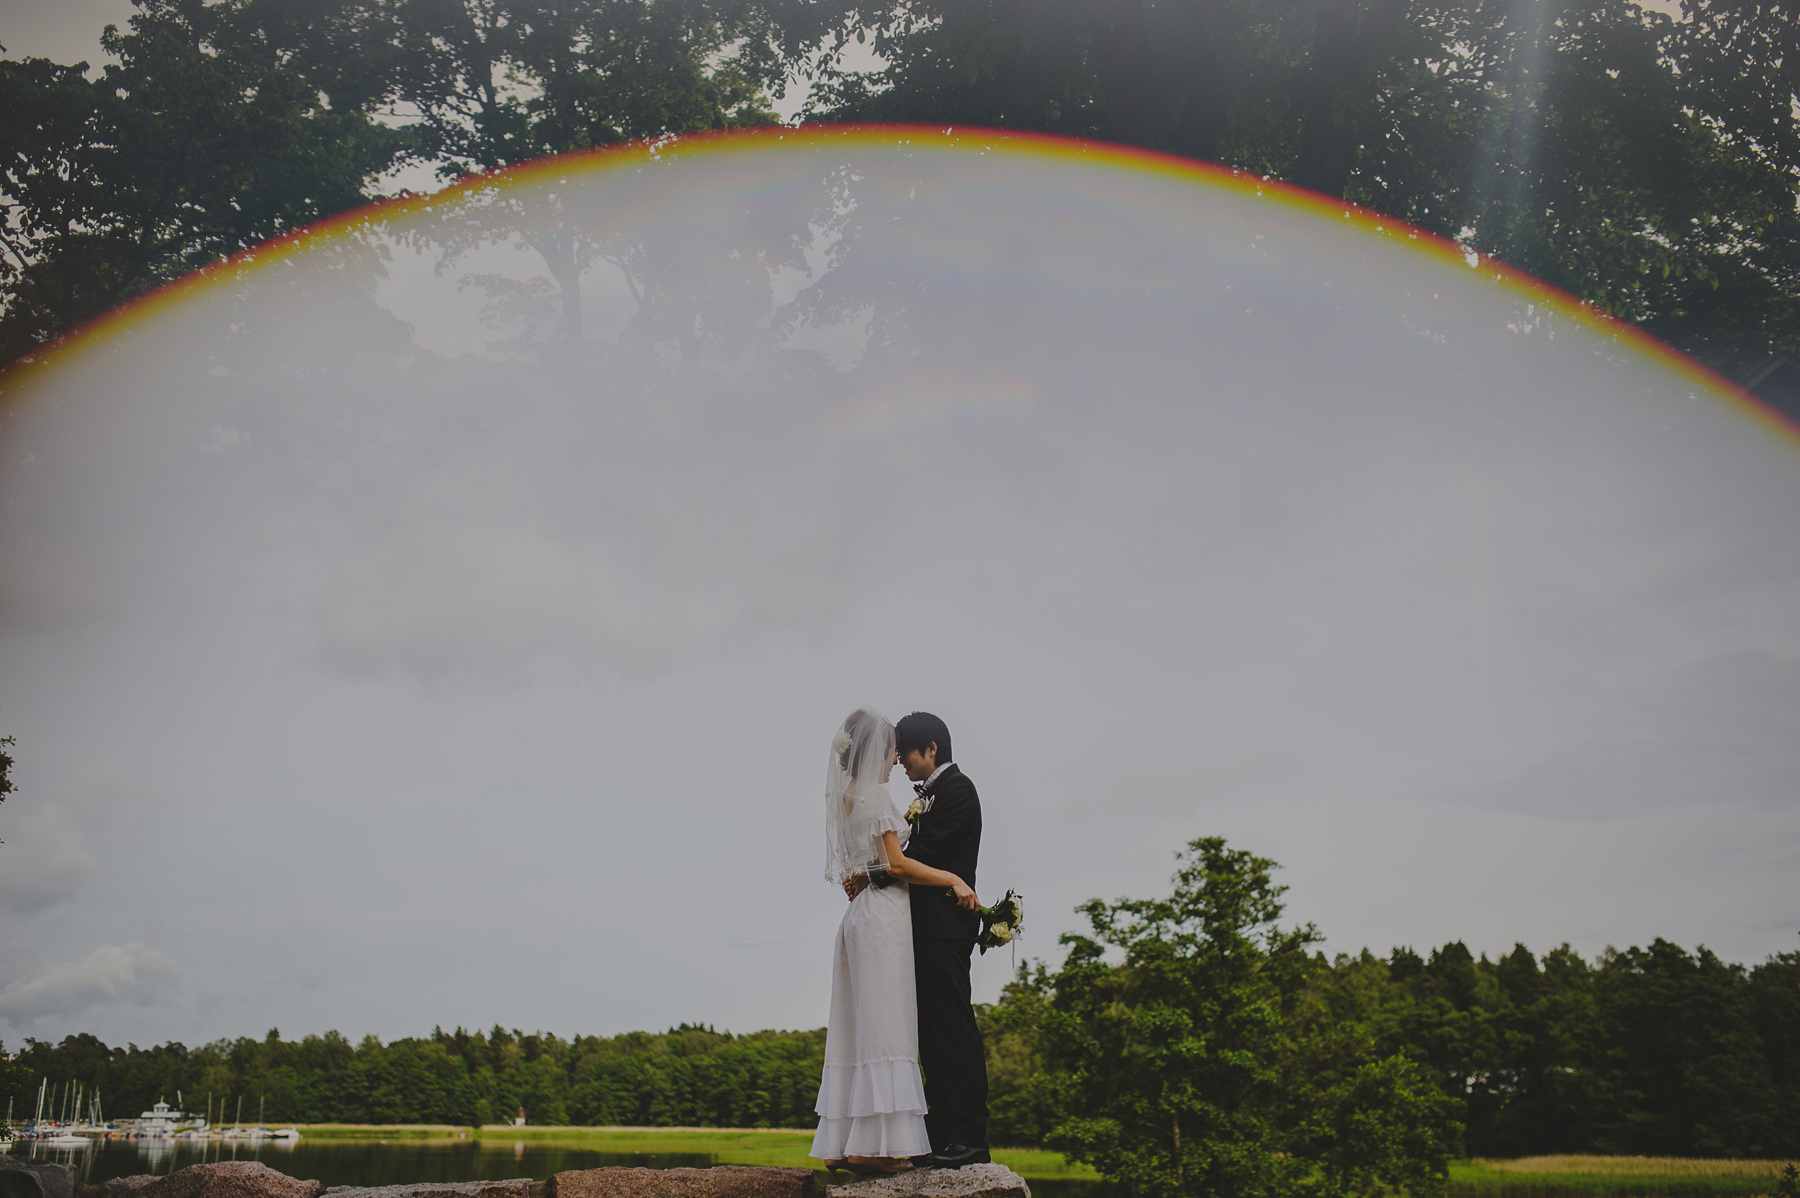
37, 1131, 90, 1148
25, 1078, 91, 1146
241, 1094, 274, 1139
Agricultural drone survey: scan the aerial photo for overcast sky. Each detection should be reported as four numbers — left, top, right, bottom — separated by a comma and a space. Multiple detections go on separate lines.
1, 116, 1796, 1054
1, 0, 136, 63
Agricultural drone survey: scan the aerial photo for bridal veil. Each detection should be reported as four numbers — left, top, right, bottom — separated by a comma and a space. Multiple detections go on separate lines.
824, 706, 901, 885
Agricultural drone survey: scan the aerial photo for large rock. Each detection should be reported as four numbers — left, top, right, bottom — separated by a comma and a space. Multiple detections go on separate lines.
548, 1166, 819, 1198
2, 1156, 77, 1198
326, 1182, 540, 1198
80, 1161, 321, 1198
825, 1164, 1028, 1198
79, 1178, 158, 1198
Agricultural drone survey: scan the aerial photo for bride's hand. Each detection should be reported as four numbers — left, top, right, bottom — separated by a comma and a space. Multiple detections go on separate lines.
949, 879, 979, 911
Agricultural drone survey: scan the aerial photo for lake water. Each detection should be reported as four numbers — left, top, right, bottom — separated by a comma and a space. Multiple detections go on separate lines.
10, 1138, 1115, 1198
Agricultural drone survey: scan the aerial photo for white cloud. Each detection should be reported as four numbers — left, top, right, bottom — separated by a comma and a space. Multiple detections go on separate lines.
0, 533, 111, 633
0, 801, 94, 914
311, 504, 844, 680
0, 942, 180, 1023
0, 762, 162, 916
1452, 653, 1800, 821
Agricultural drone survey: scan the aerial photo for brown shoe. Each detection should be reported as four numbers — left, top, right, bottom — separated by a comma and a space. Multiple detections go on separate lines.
846, 1157, 915, 1176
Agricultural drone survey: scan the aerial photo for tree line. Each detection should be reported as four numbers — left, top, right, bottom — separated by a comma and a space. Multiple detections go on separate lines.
1, 0, 1796, 378
6, 838, 1798, 1191
1, 1023, 829, 1131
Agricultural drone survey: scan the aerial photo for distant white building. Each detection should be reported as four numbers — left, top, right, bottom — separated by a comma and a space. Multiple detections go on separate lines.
138, 1101, 186, 1134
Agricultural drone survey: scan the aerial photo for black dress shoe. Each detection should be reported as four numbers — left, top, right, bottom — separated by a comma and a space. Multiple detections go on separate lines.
924, 1145, 992, 1168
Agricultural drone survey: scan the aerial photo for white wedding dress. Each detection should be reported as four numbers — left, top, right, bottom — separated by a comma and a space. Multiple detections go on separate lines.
810, 789, 932, 1161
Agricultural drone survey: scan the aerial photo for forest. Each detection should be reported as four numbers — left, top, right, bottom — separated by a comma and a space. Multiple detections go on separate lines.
6, 841, 1798, 1170
2, 0, 1797, 377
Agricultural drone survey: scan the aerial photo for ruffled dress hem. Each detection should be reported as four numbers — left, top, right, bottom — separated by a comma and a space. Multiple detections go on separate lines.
809, 1058, 931, 1160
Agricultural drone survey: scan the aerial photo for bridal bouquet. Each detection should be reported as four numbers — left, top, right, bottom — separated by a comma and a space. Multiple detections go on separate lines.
975, 889, 1024, 955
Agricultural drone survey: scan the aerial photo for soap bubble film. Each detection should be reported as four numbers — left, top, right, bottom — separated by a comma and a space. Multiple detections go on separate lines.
1, 129, 1795, 1042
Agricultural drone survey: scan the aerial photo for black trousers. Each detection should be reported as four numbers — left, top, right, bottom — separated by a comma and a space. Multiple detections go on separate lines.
914, 937, 989, 1151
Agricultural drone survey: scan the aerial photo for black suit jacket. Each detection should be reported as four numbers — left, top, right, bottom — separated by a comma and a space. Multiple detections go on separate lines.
907, 763, 982, 943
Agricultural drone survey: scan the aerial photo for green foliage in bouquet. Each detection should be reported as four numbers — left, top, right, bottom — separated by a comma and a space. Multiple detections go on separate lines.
941, 887, 1024, 954
980, 890, 1024, 955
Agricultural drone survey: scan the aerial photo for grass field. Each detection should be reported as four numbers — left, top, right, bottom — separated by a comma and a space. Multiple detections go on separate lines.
266, 1124, 474, 1140
467, 1127, 1099, 1179
255, 1125, 1098, 1179
1448, 1157, 1797, 1197
472, 1133, 1795, 1191
262, 1129, 1795, 1194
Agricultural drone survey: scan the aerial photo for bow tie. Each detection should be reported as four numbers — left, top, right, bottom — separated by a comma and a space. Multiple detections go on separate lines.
913, 780, 930, 797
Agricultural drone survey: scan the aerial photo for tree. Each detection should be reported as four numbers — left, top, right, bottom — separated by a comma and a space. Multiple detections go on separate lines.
0, 729, 14, 844
360, 0, 789, 352
785, 0, 1800, 377
0, 0, 411, 364
1299, 1054, 1463, 1198
384, 0, 781, 177
0, 58, 110, 359
1746, 950, 1800, 1152
980, 963, 1073, 1148
792, 0, 1282, 157
1039, 837, 1458, 1198
1590, 939, 1780, 1155
0, 0, 797, 368
1635, 0, 1800, 374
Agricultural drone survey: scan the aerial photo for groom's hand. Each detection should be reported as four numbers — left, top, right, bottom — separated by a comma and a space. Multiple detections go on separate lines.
843, 873, 870, 901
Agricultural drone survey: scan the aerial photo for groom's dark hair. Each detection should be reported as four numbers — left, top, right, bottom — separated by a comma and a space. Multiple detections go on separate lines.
895, 711, 952, 764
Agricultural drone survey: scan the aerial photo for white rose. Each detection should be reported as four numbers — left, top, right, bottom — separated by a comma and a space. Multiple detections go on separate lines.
906, 799, 924, 820
989, 924, 1014, 944
832, 731, 853, 756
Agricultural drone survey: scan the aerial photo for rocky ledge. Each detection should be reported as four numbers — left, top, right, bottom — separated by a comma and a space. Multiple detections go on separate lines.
3, 1158, 1027, 1198
823, 1164, 1027, 1198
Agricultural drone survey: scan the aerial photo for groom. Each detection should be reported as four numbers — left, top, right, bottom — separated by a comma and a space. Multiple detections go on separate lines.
895, 711, 991, 1168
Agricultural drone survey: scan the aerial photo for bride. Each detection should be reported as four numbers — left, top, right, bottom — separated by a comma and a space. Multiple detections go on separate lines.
811, 707, 979, 1174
